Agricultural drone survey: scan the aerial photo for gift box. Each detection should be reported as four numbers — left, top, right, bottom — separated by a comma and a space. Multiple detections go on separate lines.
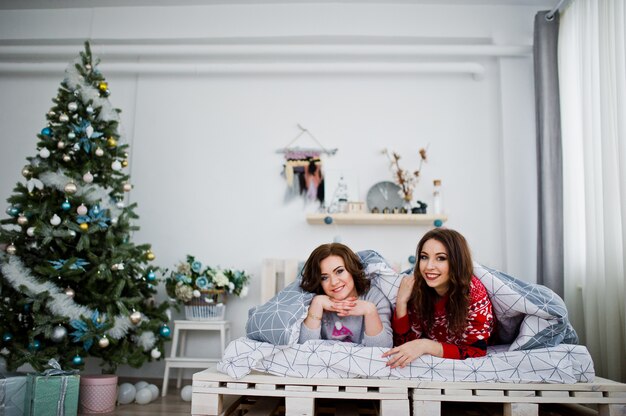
24, 361, 80, 416
0, 371, 28, 416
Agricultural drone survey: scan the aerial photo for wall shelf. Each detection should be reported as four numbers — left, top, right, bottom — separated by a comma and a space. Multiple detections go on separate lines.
306, 213, 448, 226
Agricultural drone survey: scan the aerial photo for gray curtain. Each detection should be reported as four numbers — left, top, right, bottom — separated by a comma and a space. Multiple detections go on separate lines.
534, 11, 563, 297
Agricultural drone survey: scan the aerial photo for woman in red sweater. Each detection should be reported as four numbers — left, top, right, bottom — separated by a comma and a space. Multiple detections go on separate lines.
383, 228, 494, 368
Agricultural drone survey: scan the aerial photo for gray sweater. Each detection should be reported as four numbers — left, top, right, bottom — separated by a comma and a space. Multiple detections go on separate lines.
298, 285, 393, 348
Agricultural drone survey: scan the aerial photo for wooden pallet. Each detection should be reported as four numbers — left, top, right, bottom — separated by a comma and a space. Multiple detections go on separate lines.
411, 378, 626, 416
191, 367, 413, 416
192, 367, 626, 416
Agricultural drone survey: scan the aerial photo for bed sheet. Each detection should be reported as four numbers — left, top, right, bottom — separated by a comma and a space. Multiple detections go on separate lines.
217, 337, 594, 383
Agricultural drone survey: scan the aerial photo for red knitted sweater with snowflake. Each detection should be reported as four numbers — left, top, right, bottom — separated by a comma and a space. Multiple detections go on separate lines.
392, 276, 494, 359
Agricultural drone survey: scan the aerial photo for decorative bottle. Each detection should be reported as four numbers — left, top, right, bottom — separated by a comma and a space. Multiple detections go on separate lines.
433, 179, 443, 215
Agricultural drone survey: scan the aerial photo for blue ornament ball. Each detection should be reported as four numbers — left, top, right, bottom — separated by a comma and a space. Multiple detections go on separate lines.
147, 271, 156, 282
434, 219, 443, 228
2, 332, 12, 342
159, 325, 171, 338
408, 255, 416, 265
61, 200, 71, 211
41, 127, 52, 136
72, 355, 83, 366
323, 216, 333, 225
28, 339, 41, 351
8, 207, 20, 217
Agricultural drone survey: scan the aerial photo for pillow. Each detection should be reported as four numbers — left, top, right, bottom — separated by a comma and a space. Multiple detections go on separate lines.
245, 250, 405, 345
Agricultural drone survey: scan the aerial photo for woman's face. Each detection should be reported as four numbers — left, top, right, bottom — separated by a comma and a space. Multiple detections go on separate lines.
418, 238, 451, 296
319, 255, 357, 300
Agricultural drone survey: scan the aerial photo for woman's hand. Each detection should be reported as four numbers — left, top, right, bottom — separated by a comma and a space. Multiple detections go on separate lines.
382, 339, 443, 368
395, 274, 415, 318
333, 298, 372, 317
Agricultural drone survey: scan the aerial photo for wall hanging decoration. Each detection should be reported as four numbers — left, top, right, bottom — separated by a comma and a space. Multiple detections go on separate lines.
277, 124, 337, 205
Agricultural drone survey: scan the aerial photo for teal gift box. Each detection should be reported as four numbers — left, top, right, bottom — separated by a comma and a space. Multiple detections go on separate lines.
0, 372, 28, 416
24, 371, 80, 416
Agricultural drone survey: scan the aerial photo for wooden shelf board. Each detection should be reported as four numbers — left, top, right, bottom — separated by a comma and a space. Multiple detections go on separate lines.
306, 213, 448, 226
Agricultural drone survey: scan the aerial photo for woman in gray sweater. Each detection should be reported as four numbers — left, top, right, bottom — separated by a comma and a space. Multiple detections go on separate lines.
298, 243, 393, 348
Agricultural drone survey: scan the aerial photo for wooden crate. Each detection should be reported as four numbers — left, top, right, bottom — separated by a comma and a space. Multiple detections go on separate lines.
191, 367, 413, 416
411, 377, 626, 416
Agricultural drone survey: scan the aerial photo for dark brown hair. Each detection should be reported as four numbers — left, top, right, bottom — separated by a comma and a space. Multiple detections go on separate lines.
411, 228, 473, 336
300, 243, 370, 295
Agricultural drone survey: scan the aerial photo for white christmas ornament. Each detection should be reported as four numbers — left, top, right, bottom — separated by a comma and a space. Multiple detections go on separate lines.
151, 348, 161, 359
39, 148, 50, 159
50, 214, 61, 226
181, 385, 193, 402
77, 204, 88, 216
67, 102, 78, 112
111, 160, 122, 171
26, 227, 36, 237
82, 171, 94, 183
95, 147, 104, 157
135, 388, 152, 405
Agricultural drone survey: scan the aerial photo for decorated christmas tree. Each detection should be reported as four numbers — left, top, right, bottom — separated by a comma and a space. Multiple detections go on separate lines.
0, 42, 170, 373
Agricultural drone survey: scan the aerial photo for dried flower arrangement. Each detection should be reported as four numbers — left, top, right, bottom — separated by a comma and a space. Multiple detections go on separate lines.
382, 147, 428, 202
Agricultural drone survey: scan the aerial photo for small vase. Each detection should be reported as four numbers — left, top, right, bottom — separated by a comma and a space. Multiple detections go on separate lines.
402, 200, 413, 214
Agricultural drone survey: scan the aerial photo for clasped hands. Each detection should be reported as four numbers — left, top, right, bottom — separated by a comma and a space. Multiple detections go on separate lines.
313, 295, 374, 317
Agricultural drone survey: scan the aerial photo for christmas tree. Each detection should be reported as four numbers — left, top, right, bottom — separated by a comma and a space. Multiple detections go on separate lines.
0, 42, 170, 373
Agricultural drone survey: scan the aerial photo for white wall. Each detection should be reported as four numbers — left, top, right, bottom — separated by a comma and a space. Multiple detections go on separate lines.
0, 2, 548, 379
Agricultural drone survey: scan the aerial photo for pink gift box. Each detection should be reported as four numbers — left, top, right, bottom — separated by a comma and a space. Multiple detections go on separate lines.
78, 375, 118, 414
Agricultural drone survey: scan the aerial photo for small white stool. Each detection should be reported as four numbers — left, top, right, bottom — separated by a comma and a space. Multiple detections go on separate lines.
161, 319, 230, 397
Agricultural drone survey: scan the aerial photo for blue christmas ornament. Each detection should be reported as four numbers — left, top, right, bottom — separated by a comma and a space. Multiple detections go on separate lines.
324, 216, 333, 225
24, 303, 31, 312
7, 206, 20, 217
72, 355, 83, 365
61, 199, 71, 211
434, 219, 443, 228
147, 271, 156, 282
408, 255, 416, 265
159, 325, 171, 338
28, 339, 41, 351
2, 332, 12, 342
41, 127, 52, 136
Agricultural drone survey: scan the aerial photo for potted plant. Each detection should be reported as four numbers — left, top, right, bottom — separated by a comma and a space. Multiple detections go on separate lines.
165, 255, 251, 320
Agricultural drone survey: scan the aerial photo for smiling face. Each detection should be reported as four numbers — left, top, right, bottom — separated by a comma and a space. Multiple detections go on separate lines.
418, 238, 451, 296
319, 255, 358, 301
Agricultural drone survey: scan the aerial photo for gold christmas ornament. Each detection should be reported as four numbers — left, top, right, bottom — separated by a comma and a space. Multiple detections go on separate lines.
98, 82, 108, 92
21, 166, 32, 177
107, 137, 117, 148
82, 171, 94, 183
59, 113, 69, 122
64, 287, 75, 298
79, 223, 89, 231
121, 160, 128, 167
57, 141, 66, 149
17, 215, 28, 226
62, 154, 71, 162
129, 311, 142, 325
98, 336, 110, 348
64, 182, 78, 194
6, 244, 17, 255
146, 250, 155, 261
123, 183, 132, 192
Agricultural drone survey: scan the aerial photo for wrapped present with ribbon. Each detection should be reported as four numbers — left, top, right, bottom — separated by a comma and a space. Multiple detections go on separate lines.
24, 359, 80, 416
0, 371, 28, 416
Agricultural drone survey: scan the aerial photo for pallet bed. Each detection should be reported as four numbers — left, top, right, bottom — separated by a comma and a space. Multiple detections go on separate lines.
191, 366, 626, 416
192, 257, 625, 415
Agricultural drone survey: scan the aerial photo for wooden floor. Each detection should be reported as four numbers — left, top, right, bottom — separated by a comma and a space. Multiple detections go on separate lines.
106, 384, 601, 416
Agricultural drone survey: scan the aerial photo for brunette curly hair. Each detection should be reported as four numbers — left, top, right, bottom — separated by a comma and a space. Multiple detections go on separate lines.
300, 243, 370, 295
411, 228, 473, 336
